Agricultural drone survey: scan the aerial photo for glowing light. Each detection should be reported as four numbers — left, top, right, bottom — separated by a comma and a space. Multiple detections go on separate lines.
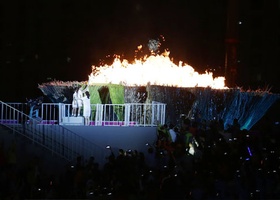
247, 146, 252, 156
88, 45, 228, 89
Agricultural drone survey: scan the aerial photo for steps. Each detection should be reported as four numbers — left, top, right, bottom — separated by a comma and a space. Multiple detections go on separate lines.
0, 125, 70, 176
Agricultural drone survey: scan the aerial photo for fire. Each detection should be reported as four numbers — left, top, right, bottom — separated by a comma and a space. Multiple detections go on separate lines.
88, 50, 228, 89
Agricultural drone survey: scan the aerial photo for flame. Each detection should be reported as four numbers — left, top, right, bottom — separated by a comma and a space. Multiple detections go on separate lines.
88, 50, 228, 89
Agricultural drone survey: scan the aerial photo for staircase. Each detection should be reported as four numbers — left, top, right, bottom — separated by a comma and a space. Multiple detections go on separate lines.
0, 101, 107, 168
0, 124, 69, 175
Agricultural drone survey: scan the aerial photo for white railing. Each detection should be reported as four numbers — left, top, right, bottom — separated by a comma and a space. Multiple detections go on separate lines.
38, 102, 166, 126
0, 100, 166, 165
0, 101, 107, 164
2, 101, 166, 126
0, 100, 166, 167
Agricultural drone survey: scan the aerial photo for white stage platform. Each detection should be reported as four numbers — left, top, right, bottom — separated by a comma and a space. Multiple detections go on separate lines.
61, 116, 84, 125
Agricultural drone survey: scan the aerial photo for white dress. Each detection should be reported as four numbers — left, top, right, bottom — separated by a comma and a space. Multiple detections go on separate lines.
72, 91, 78, 108
81, 96, 91, 117
77, 89, 83, 107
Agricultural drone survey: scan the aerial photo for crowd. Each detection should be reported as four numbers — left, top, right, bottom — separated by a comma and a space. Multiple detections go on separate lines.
0, 115, 280, 199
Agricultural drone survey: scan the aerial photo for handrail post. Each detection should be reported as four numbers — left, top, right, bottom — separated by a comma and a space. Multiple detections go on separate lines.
152, 102, 155, 125
95, 104, 98, 126
95, 104, 104, 126
41, 103, 44, 121
58, 103, 63, 125
162, 104, 166, 125
124, 104, 130, 126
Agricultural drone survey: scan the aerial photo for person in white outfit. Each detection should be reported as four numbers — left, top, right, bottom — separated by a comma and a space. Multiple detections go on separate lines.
81, 91, 91, 125
71, 88, 79, 116
77, 87, 84, 117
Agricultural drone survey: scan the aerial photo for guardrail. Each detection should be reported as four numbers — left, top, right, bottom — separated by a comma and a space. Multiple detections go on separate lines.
0, 100, 165, 166
3, 101, 166, 126
0, 100, 107, 164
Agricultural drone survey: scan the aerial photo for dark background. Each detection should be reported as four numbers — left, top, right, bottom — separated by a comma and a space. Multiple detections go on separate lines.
1, 0, 280, 102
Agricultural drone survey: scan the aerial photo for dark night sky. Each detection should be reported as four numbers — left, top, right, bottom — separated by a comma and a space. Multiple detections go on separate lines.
1, 0, 279, 102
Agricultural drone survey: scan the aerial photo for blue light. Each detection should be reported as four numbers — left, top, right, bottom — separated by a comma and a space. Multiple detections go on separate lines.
247, 146, 252, 156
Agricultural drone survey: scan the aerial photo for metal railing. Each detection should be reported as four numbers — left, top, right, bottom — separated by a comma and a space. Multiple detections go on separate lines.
0, 100, 166, 163
0, 101, 107, 164
39, 102, 166, 126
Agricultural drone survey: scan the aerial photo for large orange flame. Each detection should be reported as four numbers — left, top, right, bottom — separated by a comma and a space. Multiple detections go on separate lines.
88, 50, 228, 89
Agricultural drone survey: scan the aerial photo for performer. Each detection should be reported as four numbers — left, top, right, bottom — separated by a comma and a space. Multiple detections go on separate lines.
81, 91, 91, 125
77, 85, 89, 117
71, 87, 79, 116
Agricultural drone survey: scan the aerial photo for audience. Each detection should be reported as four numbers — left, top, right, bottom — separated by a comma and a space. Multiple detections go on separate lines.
0, 116, 279, 199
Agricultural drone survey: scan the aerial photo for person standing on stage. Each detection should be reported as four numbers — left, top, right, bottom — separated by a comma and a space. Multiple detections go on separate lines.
72, 87, 79, 116
81, 91, 91, 125
77, 86, 84, 117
